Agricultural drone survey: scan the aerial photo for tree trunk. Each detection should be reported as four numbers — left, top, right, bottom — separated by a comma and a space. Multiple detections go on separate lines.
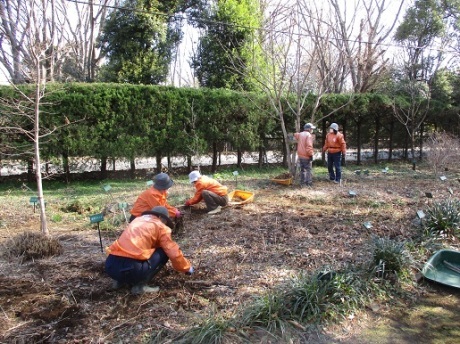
388, 119, 394, 161
342, 119, 347, 166
63, 153, 70, 183
130, 159, 135, 178
27, 159, 34, 183
419, 122, 424, 160
187, 155, 192, 172
237, 149, 242, 168
374, 115, 380, 164
100, 157, 108, 179
212, 142, 218, 173
356, 117, 362, 165
155, 154, 162, 173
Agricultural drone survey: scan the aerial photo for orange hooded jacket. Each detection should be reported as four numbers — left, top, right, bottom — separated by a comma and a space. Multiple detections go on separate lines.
323, 131, 346, 155
106, 215, 191, 273
130, 187, 178, 218
188, 175, 228, 205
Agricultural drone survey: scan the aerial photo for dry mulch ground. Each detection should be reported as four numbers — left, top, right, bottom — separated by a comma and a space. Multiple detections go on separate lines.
1, 165, 459, 343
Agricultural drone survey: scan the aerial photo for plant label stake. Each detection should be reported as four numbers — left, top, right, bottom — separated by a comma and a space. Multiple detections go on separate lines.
348, 190, 357, 197
29, 196, 38, 213
416, 210, 425, 219
439, 175, 447, 181
102, 184, 114, 201
233, 171, 239, 188
363, 221, 373, 229
89, 213, 105, 252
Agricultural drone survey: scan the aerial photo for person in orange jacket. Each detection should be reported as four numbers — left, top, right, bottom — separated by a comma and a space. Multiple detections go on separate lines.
322, 122, 347, 184
184, 171, 228, 214
294, 122, 316, 187
105, 206, 194, 294
129, 172, 182, 222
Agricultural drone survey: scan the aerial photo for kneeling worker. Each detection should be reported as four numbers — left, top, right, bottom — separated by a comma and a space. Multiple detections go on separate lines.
105, 206, 194, 294
184, 171, 228, 214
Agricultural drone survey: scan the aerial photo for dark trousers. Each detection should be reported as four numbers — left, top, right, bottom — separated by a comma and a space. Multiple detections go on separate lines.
327, 152, 342, 182
202, 190, 228, 211
105, 248, 169, 286
298, 157, 313, 185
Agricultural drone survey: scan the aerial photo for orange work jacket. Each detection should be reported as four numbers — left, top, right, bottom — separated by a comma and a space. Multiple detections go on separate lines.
294, 131, 314, 159
323, 132, 346, 155
130, 187, 178, 218
188, 175, 228, 205
106, 215, 191, 272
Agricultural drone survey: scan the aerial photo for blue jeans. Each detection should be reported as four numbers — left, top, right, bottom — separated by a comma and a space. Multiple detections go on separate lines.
105, 248, 169, 286
298, 157, 313, 185
327, 152, 342, 182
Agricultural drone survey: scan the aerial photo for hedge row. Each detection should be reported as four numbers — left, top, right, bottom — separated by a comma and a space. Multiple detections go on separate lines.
0, 83, 455, 179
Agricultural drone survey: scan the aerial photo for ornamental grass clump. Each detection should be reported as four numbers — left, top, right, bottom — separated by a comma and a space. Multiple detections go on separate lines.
371, 237, 409, 279
287, 269, 368, 323
239, 291, 290, 335
176, 312, 235, 344
425, 199, 460, 238
2, 231, 63, 263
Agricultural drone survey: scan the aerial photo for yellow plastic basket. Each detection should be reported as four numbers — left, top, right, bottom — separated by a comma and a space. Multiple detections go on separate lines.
228, 190, 255, 205
271, 177, 293, 186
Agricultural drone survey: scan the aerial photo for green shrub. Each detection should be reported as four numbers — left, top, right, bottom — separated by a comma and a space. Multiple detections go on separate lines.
425, 199, 460, 238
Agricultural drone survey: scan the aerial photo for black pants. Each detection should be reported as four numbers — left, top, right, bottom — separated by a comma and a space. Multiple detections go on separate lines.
105, 248, 169, 286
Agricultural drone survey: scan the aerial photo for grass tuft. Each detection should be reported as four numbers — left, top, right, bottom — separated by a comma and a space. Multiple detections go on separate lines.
1, 231, 63, 262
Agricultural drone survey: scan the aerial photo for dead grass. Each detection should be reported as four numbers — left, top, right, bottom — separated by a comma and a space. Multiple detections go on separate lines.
0, 163, 459, 343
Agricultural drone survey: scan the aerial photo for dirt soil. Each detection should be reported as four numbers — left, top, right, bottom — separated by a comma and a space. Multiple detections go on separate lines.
0, 165, 459, 343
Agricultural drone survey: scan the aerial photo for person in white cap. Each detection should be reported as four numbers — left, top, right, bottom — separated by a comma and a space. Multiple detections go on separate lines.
294, 122, 316, 187
105, 206, 194, 295
322, 123, 347, 184
184, 170, 228, 214
129, 172, 182, 222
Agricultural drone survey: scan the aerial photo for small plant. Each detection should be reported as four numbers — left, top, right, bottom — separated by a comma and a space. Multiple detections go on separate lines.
2, 231, 63, 262
239, 291, 289, 335
425, 199, 460, 238
178, 313, 235, 344
287, 269, 368, 323
371, 237, 409, 277
51, 214, 63, 222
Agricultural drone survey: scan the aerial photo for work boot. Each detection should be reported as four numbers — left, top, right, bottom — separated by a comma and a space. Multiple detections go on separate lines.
207, 206, 222, 215
130, 284, 160, 295
111, 280, 124, 290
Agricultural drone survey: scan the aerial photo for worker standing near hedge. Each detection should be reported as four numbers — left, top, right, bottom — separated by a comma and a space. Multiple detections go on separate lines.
323, 122, 347, 184
184, 171, 228, 214
105, 206, 194, 294
129, 172, 182, 222
294, 122, 316, 187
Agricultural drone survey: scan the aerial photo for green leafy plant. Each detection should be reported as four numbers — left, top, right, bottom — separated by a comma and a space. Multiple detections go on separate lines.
425, 199, 460, 238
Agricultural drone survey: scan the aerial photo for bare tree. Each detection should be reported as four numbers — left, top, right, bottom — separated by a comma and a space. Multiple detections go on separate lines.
0, 0, 112, 83
328, 0, 404, 93
0, 0, 68, 234
391, 79, 430, 169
